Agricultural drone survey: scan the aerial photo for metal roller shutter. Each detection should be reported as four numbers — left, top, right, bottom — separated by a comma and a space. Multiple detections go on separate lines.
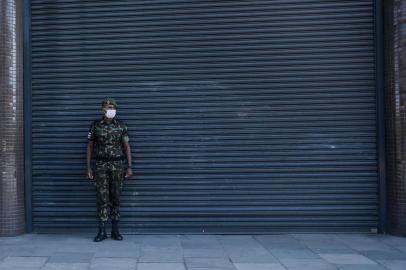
30, 0, 379, 233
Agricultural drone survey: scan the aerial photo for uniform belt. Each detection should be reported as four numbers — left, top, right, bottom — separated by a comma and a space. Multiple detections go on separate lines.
95, 156, 124, 162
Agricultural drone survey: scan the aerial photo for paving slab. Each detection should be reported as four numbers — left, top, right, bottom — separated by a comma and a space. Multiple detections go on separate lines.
48, 252, 94, 263
254, 235, 309, 250
278, 258, 337, 270
336, 265, 388, 270
182, 247, 228, 258
318, 253, 377, 265
181, 239, 222, 249
333, 234, 393, 251
187, 269, 236, 270
41, 262, 90, 270
136, 262, 186, 270
181, 239, 226, 257
290, 234, 355, 253
376, 259, 406, 270
359, 249, 406, 260
90, 257, 137, 269
0, 268, 42, 270
185, 257, 234, 268
0, 256, 48, 268
233, 262, 287, 270
138, 245, 183, 263
94, 244, 140, 258
0, 245, 56, 257
269, 248, 321, 259
220, 236, 278, 263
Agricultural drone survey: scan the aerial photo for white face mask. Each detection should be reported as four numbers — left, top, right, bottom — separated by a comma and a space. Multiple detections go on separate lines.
105, 109, 116, 119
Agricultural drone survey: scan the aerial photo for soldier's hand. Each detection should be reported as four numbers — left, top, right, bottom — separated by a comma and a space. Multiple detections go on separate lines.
125, 168, 133, 179
87, 168, 94, 180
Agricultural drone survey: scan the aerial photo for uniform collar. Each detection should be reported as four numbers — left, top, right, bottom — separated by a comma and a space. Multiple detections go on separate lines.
100, 116, 117, 125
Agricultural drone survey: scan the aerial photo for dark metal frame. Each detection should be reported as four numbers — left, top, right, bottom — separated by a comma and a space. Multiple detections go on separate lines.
374, 0, 387, 234
22, 0, 388, 234
23, 0, 33, 233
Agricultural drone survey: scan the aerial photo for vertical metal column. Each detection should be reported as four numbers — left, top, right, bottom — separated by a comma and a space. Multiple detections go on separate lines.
384, 0, 406, 236
0, 0, 25, 236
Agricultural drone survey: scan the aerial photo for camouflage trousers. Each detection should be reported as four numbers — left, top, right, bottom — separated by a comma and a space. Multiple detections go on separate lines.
93, 160, 125, 222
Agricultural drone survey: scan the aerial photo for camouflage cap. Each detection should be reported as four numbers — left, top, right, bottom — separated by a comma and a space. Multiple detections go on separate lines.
101, 97, 117, 108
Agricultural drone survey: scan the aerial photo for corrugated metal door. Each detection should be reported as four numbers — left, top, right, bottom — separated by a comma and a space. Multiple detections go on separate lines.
30, 0, 379, 233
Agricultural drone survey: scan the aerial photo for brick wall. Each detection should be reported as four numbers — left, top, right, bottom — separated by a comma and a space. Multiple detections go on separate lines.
0, 0, 25, 236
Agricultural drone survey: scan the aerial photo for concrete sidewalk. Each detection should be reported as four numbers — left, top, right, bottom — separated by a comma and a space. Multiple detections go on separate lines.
0, 233, 405, 270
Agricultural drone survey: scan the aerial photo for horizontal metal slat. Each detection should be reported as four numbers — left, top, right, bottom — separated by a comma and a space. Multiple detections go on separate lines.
30, 0, 378, 233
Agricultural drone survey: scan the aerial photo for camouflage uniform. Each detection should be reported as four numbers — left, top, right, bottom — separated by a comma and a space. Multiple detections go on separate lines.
88, 117, 130, 222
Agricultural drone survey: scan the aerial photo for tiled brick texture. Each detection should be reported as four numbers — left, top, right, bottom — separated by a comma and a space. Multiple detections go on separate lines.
0, 0, 25, 236
384, 0, 406, 236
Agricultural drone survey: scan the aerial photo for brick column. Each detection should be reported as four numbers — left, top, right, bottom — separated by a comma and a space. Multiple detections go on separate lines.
385, 0, 406, 236
0, 0, 25, 236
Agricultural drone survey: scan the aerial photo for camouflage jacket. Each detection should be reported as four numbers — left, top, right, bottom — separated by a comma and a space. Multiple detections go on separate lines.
87, 117, 130, 160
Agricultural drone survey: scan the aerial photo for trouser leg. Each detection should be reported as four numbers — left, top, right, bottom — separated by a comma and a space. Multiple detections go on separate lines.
109, 162, 124, 221
94, 162, 109, 222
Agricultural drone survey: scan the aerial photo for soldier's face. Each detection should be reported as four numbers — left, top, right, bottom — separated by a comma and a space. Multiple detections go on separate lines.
102, 104, 116, 112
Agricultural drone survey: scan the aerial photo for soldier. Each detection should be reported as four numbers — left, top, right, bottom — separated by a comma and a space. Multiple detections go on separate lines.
86, 97, 133, 242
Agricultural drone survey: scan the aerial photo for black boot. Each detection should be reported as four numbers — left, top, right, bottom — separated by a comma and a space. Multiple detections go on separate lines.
111, 220, 123, 240
93, 220, 108, 242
